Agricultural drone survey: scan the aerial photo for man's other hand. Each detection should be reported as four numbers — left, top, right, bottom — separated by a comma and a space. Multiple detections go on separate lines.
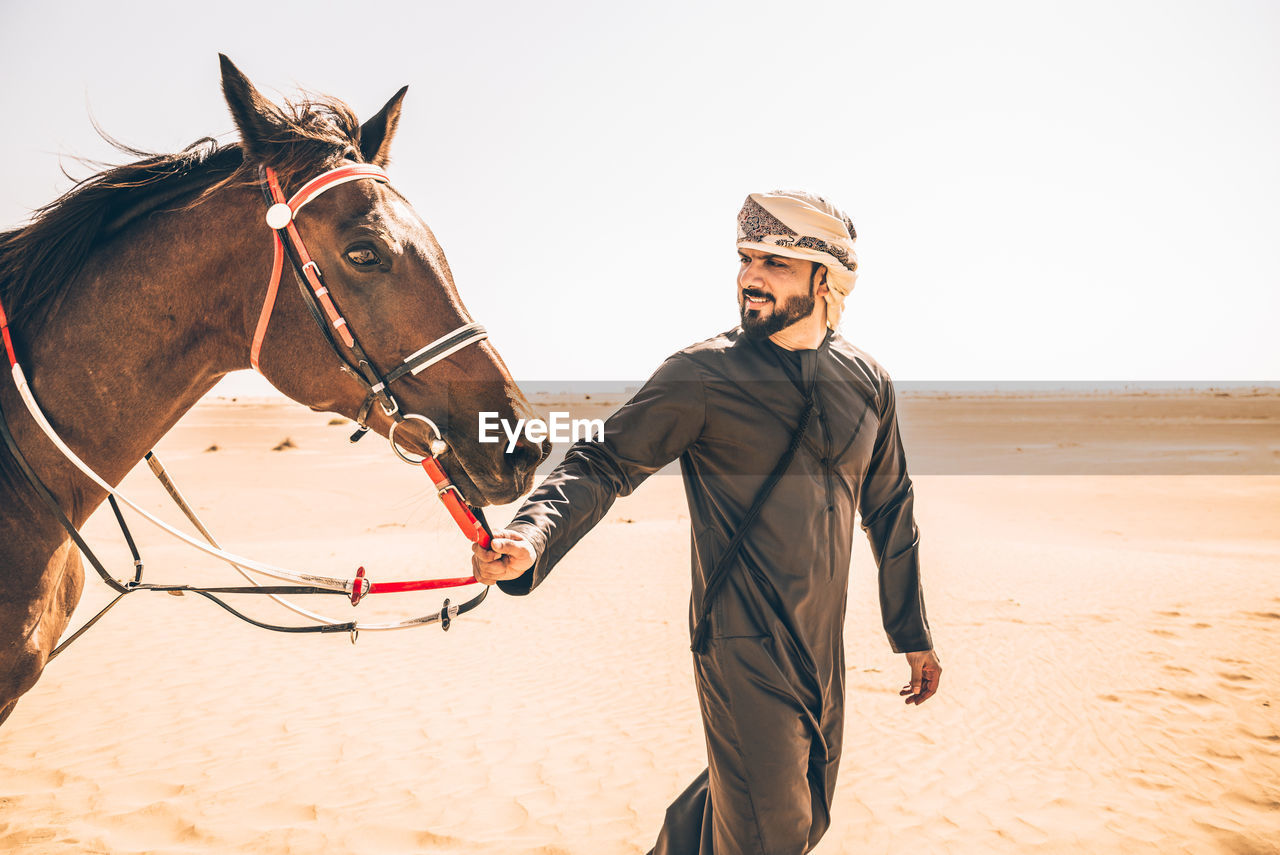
471, 530, 537, 585
900, 649, 942, 705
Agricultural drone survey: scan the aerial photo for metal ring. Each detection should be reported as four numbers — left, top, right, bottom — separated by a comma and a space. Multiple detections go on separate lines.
387, 413, 444, 465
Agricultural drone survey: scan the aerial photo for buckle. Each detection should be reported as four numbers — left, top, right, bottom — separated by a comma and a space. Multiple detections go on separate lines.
349, 566, 370, 606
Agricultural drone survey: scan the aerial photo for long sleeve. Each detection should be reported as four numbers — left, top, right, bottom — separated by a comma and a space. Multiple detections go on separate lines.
858, 374, 932, 653
497, 354, 706, 596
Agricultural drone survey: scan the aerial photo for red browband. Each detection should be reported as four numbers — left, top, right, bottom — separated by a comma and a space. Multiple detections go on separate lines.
251, 164, 391, 370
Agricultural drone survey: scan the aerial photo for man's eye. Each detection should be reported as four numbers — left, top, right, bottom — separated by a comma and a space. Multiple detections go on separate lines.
346, 246, 382, 267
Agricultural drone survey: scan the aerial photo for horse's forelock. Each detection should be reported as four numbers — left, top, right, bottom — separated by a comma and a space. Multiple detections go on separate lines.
234, 93, 364, 192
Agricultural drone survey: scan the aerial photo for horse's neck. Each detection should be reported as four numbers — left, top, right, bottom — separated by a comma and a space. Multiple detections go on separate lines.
18, 189, 264, 523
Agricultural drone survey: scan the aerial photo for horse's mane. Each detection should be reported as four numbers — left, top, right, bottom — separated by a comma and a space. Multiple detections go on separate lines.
0, 94, 361, 328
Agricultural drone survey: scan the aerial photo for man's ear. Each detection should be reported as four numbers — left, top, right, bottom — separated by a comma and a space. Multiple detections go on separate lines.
360, 86, 407, 167
815, 264, 830, 296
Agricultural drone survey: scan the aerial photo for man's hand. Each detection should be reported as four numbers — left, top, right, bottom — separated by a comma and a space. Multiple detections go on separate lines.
900, 649, 942, 705
471, 530, 538, 585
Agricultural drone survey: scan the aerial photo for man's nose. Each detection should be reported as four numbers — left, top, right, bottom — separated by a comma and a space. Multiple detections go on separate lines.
744, 259, 771, 280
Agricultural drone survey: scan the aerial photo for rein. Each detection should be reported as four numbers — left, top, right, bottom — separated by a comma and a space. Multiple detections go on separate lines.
0, 161, 505, 656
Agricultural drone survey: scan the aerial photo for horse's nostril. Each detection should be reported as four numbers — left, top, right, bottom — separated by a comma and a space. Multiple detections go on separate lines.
510, 437, 546, 468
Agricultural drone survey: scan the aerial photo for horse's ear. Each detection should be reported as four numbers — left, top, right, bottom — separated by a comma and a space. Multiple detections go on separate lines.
360, 86, 407, 167
219, 54, 284, 160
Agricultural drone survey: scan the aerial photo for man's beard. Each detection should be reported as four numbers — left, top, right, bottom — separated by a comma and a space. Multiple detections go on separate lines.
740, 289, 817, 340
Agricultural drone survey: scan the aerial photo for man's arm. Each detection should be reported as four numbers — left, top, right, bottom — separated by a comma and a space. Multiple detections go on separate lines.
473, 353, 706, 594
859, 371, 941, 703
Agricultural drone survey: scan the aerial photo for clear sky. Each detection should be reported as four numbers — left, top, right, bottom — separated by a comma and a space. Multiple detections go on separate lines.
2, 0, 1276, 392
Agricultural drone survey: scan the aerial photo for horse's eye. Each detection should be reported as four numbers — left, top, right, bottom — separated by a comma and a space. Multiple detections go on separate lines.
345, 246, 382, 267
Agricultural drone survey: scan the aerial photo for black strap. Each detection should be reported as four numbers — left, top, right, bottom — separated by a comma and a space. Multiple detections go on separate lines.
107, 495, 144, 583
690, 392, 816, 654
381, 323, 488, 386
48, 592, 128, 660
0, 394, 457, 650
0, 399, 130, 595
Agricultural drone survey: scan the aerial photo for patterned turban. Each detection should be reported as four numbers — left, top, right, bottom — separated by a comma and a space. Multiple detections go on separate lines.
736, 190, 858, 330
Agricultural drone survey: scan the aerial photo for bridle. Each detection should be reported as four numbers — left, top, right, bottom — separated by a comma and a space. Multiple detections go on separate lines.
0, 159, 512, 656
254, 161, 488, 449
250, 161, 500, 591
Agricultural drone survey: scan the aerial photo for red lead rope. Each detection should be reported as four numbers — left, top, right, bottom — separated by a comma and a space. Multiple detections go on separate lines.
420, 457, 494, 551
350, 457, 491, 604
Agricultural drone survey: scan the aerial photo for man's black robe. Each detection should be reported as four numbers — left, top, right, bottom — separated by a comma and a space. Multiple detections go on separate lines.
498, 327, 931, 854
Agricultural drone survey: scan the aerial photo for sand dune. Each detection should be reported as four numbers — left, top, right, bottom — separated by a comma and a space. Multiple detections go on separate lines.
2, 393, 1278, 853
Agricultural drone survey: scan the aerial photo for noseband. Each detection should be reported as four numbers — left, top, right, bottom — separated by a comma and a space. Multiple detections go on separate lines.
253, 162, 488, 455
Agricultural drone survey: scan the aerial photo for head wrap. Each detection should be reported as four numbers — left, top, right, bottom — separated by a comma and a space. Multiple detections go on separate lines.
736, 190, 858, 330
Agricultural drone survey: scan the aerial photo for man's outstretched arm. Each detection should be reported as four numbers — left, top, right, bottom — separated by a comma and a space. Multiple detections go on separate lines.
472, 353, 706, 594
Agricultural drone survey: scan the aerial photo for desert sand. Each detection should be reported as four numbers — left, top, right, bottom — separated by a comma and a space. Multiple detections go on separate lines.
2, 390, 1278, 854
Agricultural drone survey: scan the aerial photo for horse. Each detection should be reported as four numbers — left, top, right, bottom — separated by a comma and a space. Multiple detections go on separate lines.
0, 55, 546, 727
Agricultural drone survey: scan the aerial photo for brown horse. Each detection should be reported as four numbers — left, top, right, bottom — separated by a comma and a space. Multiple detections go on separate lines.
0, 56, 545, 726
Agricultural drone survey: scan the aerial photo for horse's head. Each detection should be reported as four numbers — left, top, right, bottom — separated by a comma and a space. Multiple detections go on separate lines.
219, 56, 545, 505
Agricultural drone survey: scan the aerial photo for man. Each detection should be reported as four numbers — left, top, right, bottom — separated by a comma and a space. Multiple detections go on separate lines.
473, 190, 941, 854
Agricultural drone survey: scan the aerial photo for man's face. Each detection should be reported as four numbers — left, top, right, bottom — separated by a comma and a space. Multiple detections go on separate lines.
737, 249, 823, 339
